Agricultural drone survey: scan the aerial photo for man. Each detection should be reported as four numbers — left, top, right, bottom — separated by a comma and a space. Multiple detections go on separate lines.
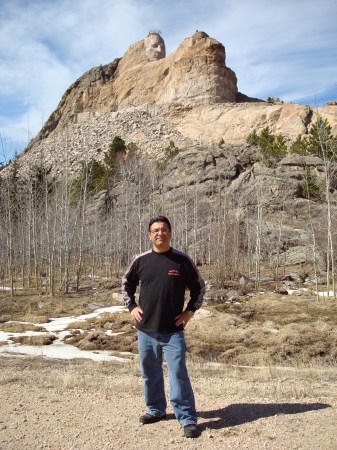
122, 215, 205, 439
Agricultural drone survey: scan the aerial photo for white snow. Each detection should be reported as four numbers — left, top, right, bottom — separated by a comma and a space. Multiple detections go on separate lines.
318, 290, 336, 297
286, 288, 308, 295
0, 305, 130, 362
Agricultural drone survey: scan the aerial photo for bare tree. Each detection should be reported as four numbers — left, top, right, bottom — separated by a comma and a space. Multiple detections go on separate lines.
254, 182, 263, 290
312, 117, 337, 298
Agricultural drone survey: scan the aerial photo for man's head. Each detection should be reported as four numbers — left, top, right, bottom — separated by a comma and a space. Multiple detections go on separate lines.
148, 216, 172, 252
144, 33, 166, 62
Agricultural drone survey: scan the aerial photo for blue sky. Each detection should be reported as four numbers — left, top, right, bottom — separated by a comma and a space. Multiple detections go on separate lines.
1, 0, 336, 162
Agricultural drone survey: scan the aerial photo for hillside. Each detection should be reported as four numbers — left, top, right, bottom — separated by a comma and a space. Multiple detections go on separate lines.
12, 31, 337, 177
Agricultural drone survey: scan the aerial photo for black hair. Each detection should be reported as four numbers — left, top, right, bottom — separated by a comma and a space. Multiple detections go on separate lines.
148, 215, 171, 232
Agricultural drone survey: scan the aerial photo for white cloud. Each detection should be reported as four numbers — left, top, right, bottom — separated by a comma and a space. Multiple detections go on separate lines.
209, 0, 337, 102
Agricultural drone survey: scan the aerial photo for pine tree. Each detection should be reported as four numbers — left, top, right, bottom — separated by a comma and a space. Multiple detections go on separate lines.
290, 134, 308, 155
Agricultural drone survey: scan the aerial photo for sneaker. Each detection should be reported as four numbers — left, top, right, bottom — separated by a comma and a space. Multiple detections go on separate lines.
183, 424, 199, 438
139, 413, 166, 425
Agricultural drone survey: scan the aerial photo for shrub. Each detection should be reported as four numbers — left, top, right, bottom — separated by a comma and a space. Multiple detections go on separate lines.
218, 138, 225, 149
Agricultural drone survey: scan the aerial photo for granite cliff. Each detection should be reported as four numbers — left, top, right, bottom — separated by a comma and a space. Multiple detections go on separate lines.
16, 31, 336, 177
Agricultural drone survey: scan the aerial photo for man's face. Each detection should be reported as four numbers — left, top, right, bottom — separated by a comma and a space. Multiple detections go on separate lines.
144, 34, 166, 61
148, 221, 172, 252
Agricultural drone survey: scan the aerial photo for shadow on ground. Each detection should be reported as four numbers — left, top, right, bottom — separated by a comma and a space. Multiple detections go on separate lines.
198, 402, 331, 430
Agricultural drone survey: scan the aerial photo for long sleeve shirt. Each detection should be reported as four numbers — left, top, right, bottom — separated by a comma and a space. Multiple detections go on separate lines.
122, 247, 205, 333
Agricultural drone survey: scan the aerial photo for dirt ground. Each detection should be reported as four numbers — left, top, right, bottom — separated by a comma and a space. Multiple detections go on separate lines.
0, 356, 336, 450
1, 287, 337, 448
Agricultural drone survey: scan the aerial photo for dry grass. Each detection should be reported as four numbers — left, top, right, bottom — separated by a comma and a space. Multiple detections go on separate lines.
63, 330, 138, 353
1, 279, 336, 450
0, 322, 47, 333
11, 334, 57, 346
0, 356, 142, 398
66, 311, 131, 331
0, 356, 336, 402
21, 314, 50, 323
59, 290, 337, 367
0, 356, 335, 450
64, 311, 138, 353
0, 288, 122, 322
185, 292, 337, 366
1, 287, 337, 367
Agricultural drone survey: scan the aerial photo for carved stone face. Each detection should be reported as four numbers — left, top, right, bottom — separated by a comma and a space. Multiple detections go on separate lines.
144, 34, 166, 61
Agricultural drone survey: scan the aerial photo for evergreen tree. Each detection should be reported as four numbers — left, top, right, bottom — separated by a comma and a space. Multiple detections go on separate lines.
72, 159, 108, 200
307, 117, 337, 160
246, 129, 259, 146
290, 134, 308, 155
247, 127, 287, 167
104, 135, 126, 170
259, 127, 287, 167
157, 141, 179, 171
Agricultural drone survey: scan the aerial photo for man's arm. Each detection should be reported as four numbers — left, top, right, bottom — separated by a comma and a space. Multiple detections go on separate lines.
175, 256, 205, 327
122, 260, 140, 312
184, 257, 205, 312
122, 264, 144, 323
122, 263, 144, 323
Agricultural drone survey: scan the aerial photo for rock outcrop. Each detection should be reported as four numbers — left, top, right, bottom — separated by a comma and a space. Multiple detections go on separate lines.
154, 145, 335, 267
12, 31, 337, 177
30, 31, 237, 143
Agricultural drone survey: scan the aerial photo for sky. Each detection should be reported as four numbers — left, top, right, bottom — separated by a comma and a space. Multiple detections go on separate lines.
1, 0, 336, 162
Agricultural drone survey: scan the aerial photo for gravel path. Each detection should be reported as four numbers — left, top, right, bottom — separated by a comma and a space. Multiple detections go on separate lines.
0, 357, 336, 449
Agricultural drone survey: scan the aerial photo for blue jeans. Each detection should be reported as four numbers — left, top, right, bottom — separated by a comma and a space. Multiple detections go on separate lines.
137, 330, 197, 427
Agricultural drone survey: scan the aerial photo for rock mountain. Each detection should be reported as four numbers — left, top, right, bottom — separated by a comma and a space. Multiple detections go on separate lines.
6, 32, 337, 276
18, 31, 337, 177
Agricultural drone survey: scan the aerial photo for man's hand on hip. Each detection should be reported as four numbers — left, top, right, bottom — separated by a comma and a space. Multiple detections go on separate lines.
131, 306, 143, 323
175, 310, 193, 327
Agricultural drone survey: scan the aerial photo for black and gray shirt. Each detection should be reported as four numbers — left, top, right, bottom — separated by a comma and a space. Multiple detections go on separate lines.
122, 247, 205, 333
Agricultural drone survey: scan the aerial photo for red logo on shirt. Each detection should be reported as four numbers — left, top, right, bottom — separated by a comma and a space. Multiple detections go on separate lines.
168, 269, 180, 277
